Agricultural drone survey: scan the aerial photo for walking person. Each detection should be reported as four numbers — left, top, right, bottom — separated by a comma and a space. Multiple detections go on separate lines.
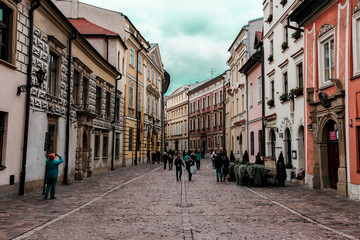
186, 156, 194, 181
175, 154, 185, 181
211, 150, 216, 169
147, 150, 151, 164
152, 152, 156, 165
195, 149, 201, 170
168, 152, 173, 170
44, 153, 63, 199
163, 151, 168, 169
215, 152, 223, 182
222, 154, 230, 182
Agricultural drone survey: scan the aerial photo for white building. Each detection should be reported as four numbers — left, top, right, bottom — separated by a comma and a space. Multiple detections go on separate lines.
263, 0, 305, 173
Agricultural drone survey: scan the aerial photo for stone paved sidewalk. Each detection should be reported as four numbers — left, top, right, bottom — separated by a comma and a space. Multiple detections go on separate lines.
0, 158, 359, 240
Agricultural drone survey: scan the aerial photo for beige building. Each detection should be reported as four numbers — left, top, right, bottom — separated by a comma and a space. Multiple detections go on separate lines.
166, 86, 189, 153
53, 0, 166, 166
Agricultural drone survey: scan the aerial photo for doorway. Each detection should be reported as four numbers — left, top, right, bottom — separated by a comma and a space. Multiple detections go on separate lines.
285, 128, 291, 164
325, 120, 339, 189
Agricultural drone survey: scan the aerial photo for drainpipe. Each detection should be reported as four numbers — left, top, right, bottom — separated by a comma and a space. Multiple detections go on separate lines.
222, 78, 226, 152
134, 46, 143, 166
111, 75, 122, 171
63, 32, 78, 185
105, 37, 109, 61
19, 0, 42, 196
261, 47, 265, 157
245, 74, 249, 152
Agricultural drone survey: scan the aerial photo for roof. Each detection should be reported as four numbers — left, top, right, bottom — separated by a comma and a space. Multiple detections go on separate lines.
68, 18, 118, 36
289, 0, 332, 27
170, 85, 189, 96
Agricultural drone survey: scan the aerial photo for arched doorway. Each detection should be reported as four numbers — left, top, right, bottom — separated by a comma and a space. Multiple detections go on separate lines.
323, 120, 339, 189
270, 129, 276, 157
298, 126, 305, 170
285, 128, 292, 164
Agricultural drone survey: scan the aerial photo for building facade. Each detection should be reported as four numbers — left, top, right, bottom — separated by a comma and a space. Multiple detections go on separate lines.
263, 0, 305, 174
188, 75, 225, 156
166, 86, 189, 153
290, 0, 360, 199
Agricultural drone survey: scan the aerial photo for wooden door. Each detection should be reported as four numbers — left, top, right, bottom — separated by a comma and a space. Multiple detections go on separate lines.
328, 142, 339, 189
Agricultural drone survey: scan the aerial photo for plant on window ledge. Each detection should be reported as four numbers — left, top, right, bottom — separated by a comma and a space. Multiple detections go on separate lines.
280, 0, 287, 7
291, 30, 302, 40
281, 41, 288, 50
267, 99, 274, 107
279, 92, 288, 102
293, 86, 303, 97
268, 54, 273, 62
266, 14, 273, 23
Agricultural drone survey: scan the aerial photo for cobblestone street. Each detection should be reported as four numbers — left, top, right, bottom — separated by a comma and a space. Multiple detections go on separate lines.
0, 158, 360, 240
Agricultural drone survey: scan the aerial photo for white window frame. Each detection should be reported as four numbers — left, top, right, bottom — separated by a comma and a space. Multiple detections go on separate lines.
353, 11, 360, 76
147, 66, 150, 80
257, 75, 262, 103
130, 48, 134, 66
137, 55, 142, 72
129, 84, 134, 108
317, 28, 336, 88
249, 83, 253, 107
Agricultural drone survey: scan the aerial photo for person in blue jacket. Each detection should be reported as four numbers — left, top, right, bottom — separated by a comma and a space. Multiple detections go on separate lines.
44, 153, 63, 199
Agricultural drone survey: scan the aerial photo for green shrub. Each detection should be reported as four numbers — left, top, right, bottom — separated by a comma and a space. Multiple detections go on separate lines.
234, 164, 241, 185
238, 165, 248, 186
229, 162, 237, 182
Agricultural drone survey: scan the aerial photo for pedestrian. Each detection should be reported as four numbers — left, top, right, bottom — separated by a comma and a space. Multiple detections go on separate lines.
175, 154, 185, 181
222, 154, 230, 182
152, 152, 156, 165
215, 152, 223, 182
163, 151, 168, 169
183, 150, 186, 159
147, 150, 151, 164
186, 156, 194, 181
184, 152, 190, 163
195, 149, 201, 170
44, 153, 63, 199
168, 152, 173, 170
211, 150, 216, 169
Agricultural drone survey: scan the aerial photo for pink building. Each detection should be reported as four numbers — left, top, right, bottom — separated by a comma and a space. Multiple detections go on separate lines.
240, 32, 264, 163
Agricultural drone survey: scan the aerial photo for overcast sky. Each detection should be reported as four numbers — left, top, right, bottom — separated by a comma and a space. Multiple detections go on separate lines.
80, 0, 263, 94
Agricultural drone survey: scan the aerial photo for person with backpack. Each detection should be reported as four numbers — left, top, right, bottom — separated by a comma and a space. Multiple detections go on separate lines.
44, 153, 63, 199
195, 149, 201, 170
215, 152, 224, 182
186, 156, 194, 181
168, 152, 173, 170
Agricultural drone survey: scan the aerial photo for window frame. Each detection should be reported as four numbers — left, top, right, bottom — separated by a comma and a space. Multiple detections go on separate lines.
48, 52, 60, 96
257, 75, 262, 103
0, 112, 6, 167
0, 1, 17, 65
95, 85, 102, 115
129, 84, 134, 109
318, 28, 336, 88
353, 11, 360, 76
130, 48, 134, 66
137, 55, 142, 72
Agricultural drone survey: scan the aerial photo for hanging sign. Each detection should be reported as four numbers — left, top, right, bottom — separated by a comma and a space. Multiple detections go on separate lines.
329, 131, 337, 141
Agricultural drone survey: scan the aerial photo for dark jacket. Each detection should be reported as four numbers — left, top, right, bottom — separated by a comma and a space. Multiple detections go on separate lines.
174, 157, 185, 169
186, 158, 194, 170
46, 156, 63, 178
215, 155, 223, 169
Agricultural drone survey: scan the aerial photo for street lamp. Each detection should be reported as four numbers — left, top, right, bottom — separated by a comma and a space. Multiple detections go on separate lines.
17, 68, 46, 95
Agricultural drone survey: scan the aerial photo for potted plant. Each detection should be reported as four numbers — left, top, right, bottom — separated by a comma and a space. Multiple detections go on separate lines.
280, 0, 287, 7
285, 162, 293, 181
279, 92, 288, 102
266, 14, 273, 23
293, 86, 303, 97
268, 54, 273, 62
267, 99, 274, 107
291, 30, 302, 40
281, 41, 288, 50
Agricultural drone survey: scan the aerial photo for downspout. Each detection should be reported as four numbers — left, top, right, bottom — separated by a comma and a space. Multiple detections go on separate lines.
105, 37, 109, 61
245, 74, 249, 152
160, 87, 164, 157
261, 47, 265, 157
223, 78, 226, 152
134, 46, 143, 166
19, 0, 42, 195
187, 96, 190, 151
111, 75, 122, 171
64, 31, 78, 185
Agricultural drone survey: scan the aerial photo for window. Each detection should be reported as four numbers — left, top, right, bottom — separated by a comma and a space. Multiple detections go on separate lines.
103, 135, 108, 158
82, 77, 88, 106
96, 86, 102, 114
152, 70, 154, 84
258, 130, 262, 156
270, 39, 274, 56
147, 97, 150, 113
156, 74, 158, 87
106, 91, 111, 118
115, 133, 120, 157
0, 2, 13, 63
271, 80, 275, 100
137, 88, 141, 112
207, 95, 210, 108
48, 53, 59, 96
152, 99, 154, 116
197, 118, 200, 130
0, 112, 6, 166
214, 92, 217, 105
202, 97, 205, 109
129, 84, 134, 108
219, 90, 222, 103
147, 66, 151, 80
197, 99, 200, 111
214, 113, 217, 126
242, 95, 244, 112
283, 23, 288, 43
353, 11, 360, 76
116, 96, 120, 121
184, 120, 187, 134
283, 72, 288, 94
323, 38, 335, 82
208, 115, 210, 128
297, 63, 303, 88
257, 76, 262, 103
318, 28, 335, 86
128, 128, 133, 151
94, 133, 100, 158
73, 71, 80, 104
137, 55, 142, 72
249, 83, 253, 107
250, 131, 254, 155
130, 48, 134, 66
219, 111, 222, 126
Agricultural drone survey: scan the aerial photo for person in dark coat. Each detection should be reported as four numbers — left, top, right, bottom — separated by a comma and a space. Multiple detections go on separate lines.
222, 154, 230, 182
44, 153, 63, 199
174, 154, 185, 181
168, 152, 173, 170
152, 152, 156, 164
215, 152, 224, 182
163, 152, 168, 169
147, 150, 151, 164
186, 156, 194, 181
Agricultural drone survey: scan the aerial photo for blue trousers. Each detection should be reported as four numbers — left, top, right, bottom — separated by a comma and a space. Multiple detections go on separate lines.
216, 168, 222, 182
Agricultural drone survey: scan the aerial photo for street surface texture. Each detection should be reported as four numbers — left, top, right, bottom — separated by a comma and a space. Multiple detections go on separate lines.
0, 158, 359, 240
